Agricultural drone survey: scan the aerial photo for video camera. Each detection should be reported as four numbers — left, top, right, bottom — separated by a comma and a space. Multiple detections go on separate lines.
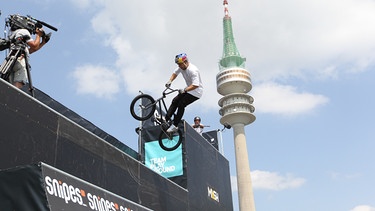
5, 14, 58, 43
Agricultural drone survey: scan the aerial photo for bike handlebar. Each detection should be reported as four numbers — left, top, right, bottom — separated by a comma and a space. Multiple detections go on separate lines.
162, 87, 179, 97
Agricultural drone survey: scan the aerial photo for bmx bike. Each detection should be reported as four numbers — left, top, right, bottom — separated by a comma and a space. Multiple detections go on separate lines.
130, 87, 183, 151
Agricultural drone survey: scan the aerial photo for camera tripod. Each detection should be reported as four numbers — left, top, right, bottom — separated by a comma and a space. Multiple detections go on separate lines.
0, 37, 35, 97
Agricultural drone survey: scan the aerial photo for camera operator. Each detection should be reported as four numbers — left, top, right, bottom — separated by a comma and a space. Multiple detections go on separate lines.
8, 25, 47, 89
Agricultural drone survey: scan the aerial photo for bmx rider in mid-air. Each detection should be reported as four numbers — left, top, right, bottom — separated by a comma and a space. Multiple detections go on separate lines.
164, 53, 203, 133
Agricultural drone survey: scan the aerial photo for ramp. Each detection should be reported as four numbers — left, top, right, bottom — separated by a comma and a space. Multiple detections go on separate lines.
0, 78, 233, 210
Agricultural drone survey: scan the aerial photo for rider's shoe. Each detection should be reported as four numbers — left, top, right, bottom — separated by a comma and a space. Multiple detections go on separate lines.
166, 124, 178, 133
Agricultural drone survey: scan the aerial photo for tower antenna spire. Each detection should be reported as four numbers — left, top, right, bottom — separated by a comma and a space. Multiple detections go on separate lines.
223, 0, 229, 17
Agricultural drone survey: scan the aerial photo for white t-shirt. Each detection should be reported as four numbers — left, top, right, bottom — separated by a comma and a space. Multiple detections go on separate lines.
174, 63, 203, 98
193, 125, 204, 134
9, 29, 32, 56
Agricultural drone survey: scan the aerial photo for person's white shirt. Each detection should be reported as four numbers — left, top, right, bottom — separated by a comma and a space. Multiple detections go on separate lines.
174, 63, 203, 98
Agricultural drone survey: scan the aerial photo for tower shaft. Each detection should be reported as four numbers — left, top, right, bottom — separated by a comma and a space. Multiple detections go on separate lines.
233, 123, 256, 211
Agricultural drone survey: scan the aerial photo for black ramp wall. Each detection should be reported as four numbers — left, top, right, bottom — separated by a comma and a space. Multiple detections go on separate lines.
142, 123, 233, 211
0, 79, 188, 210
0, 78, 233, 210
0, 164, 50, 210
0, 163, 154, 211
184, 125, 233, 211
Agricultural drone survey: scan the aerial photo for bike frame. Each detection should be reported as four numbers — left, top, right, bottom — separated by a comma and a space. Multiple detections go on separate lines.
153, 87, 178, 125
130, 87, 182, 151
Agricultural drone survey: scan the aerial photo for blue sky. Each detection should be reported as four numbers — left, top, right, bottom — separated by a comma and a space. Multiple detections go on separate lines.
2, 0, 375, 210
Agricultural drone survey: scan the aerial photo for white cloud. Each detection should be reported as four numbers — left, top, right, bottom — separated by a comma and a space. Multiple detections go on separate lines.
238, 0, 375, 81
252, 82, 329, 116
69, 0, 375, 115
231, 170, 306, 192
72, 64, 120, 99
350, 205, 375, 211
251, 170, 306, 191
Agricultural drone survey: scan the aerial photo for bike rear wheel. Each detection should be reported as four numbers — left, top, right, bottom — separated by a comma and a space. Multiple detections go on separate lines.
158, 128, 183, 151
130, 94, 156, 121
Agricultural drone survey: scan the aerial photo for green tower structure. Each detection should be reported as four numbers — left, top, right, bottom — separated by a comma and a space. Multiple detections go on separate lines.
219, 6, 245, 69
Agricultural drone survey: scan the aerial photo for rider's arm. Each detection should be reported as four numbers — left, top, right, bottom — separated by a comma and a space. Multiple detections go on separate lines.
28, 28, 45, 54
184, 84, 198, 92
184, 69, 200, 92
166, 73, 177, 87
169, 73, 177, 82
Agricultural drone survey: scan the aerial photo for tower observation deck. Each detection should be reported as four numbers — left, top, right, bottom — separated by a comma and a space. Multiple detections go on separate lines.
216, 1, 256, 210
217, 0, 255, 126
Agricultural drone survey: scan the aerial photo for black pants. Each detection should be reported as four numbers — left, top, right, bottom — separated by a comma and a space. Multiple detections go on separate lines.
166, 93, 199, 127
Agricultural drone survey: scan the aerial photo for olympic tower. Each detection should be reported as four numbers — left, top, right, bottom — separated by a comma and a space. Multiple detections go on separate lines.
216, 1, 256, 210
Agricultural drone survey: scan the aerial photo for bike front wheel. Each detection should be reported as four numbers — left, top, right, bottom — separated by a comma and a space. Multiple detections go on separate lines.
130, 94, 156, 121
158, 129, 183, 151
